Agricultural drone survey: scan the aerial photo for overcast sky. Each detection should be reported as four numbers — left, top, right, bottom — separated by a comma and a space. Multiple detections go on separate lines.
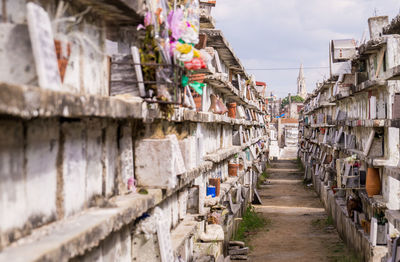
213, 0, 400, 98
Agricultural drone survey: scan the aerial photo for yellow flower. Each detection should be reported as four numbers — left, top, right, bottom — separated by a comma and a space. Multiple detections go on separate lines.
193, 48, 201, 58
176, 43, 192, 54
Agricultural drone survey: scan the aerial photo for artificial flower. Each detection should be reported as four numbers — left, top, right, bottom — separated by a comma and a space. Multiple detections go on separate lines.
144, 12, 152, 26
175, 48, 194, 62
189, 82, 205, 95
184, 57, 206, 70
181, 26, 199, 45
167, 8, 184, 40
193, 48, 201, 58
176, 43, 193, 54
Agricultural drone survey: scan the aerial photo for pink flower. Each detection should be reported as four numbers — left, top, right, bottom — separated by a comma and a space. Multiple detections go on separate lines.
168, 8, 184, 40
144, 12, 152, 26
170, 41, 177, 56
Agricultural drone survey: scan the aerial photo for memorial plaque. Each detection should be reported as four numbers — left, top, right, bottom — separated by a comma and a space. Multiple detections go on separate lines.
27, 3, 62, 91
156, 209, 174, 262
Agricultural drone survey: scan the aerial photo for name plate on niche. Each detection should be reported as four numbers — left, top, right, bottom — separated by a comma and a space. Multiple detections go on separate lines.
156, 209, 174, 262
27, 2, 62, 91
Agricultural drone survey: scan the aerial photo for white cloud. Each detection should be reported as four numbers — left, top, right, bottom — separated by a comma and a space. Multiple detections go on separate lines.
213, 0, 400, 97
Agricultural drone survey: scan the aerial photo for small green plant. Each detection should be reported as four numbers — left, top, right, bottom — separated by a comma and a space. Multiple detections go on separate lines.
311, 215, 334, 228
234, 205, 270, 244
261, 171, 269, 179
328, 245, 362, 262
256, 179, 263, 189
256, 171, 270, 189
374, 211, 388, 225
326, 215, 334, 226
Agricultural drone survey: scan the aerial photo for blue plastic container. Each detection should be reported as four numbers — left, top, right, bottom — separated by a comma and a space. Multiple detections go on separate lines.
206, 186, 216, 198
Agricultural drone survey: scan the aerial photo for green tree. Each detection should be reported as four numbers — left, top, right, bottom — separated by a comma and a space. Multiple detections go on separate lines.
281, 95, 304, 108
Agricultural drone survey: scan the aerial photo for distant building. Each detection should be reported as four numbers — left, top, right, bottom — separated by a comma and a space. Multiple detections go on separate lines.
266, 92, 281, 119
297, 64, 307, 98
283, 101, 303, 119
255, 81, 267, 98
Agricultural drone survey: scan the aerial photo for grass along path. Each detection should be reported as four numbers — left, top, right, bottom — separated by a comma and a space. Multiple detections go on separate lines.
233, 205, 270, 247
246, 160, 361, 262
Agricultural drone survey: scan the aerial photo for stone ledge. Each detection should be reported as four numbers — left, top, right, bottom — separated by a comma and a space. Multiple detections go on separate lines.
200, 29, 246, 76
219, 175, 244, 201
204, 74, 257, 109
310, 124, 336, 128
166, 161, 214, 197
333, 119, 391, 128
385, 65, 400, 81
72, 0, 144, 25
0, 82, 145, 120
0, 82, 263, 127
352, 79, 387, 94
200, 13, 216, 29
171, 216, 198, 253
358, 37, 388, 56
203, 136, 264, 163
203, 146, 242, 163
0, 190, 162, 262
205, 170, 245, 207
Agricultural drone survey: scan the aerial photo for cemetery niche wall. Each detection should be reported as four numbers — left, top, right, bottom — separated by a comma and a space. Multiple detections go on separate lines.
299, 15, 400, 262
0, 0, 270, 261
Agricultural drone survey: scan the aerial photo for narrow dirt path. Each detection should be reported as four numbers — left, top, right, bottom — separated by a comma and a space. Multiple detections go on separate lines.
248, 160, 358, 262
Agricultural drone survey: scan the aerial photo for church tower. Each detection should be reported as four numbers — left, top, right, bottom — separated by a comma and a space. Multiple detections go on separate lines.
297, 64, 307, 98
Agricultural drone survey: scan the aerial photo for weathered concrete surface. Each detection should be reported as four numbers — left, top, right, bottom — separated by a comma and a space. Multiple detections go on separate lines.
0, 24, 37, 86
119, 123, 134, 192
179, 136, 197, 171
203, 146, 242, 163
249, 160, 355, 261
26, 119, 59, 226
368, 16, 389, 39
0, 120, 26, 249
0, 190, 161, 262
104, 124, 118, 197
0, 118, 59, 245
101, 228, 131, 262
131, 233, 161, 262
62, 122, 87, 217
85, 119, 103, 202
0, 82, 145, 120
70, 226, 132, 262
135, 136, 180, 189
